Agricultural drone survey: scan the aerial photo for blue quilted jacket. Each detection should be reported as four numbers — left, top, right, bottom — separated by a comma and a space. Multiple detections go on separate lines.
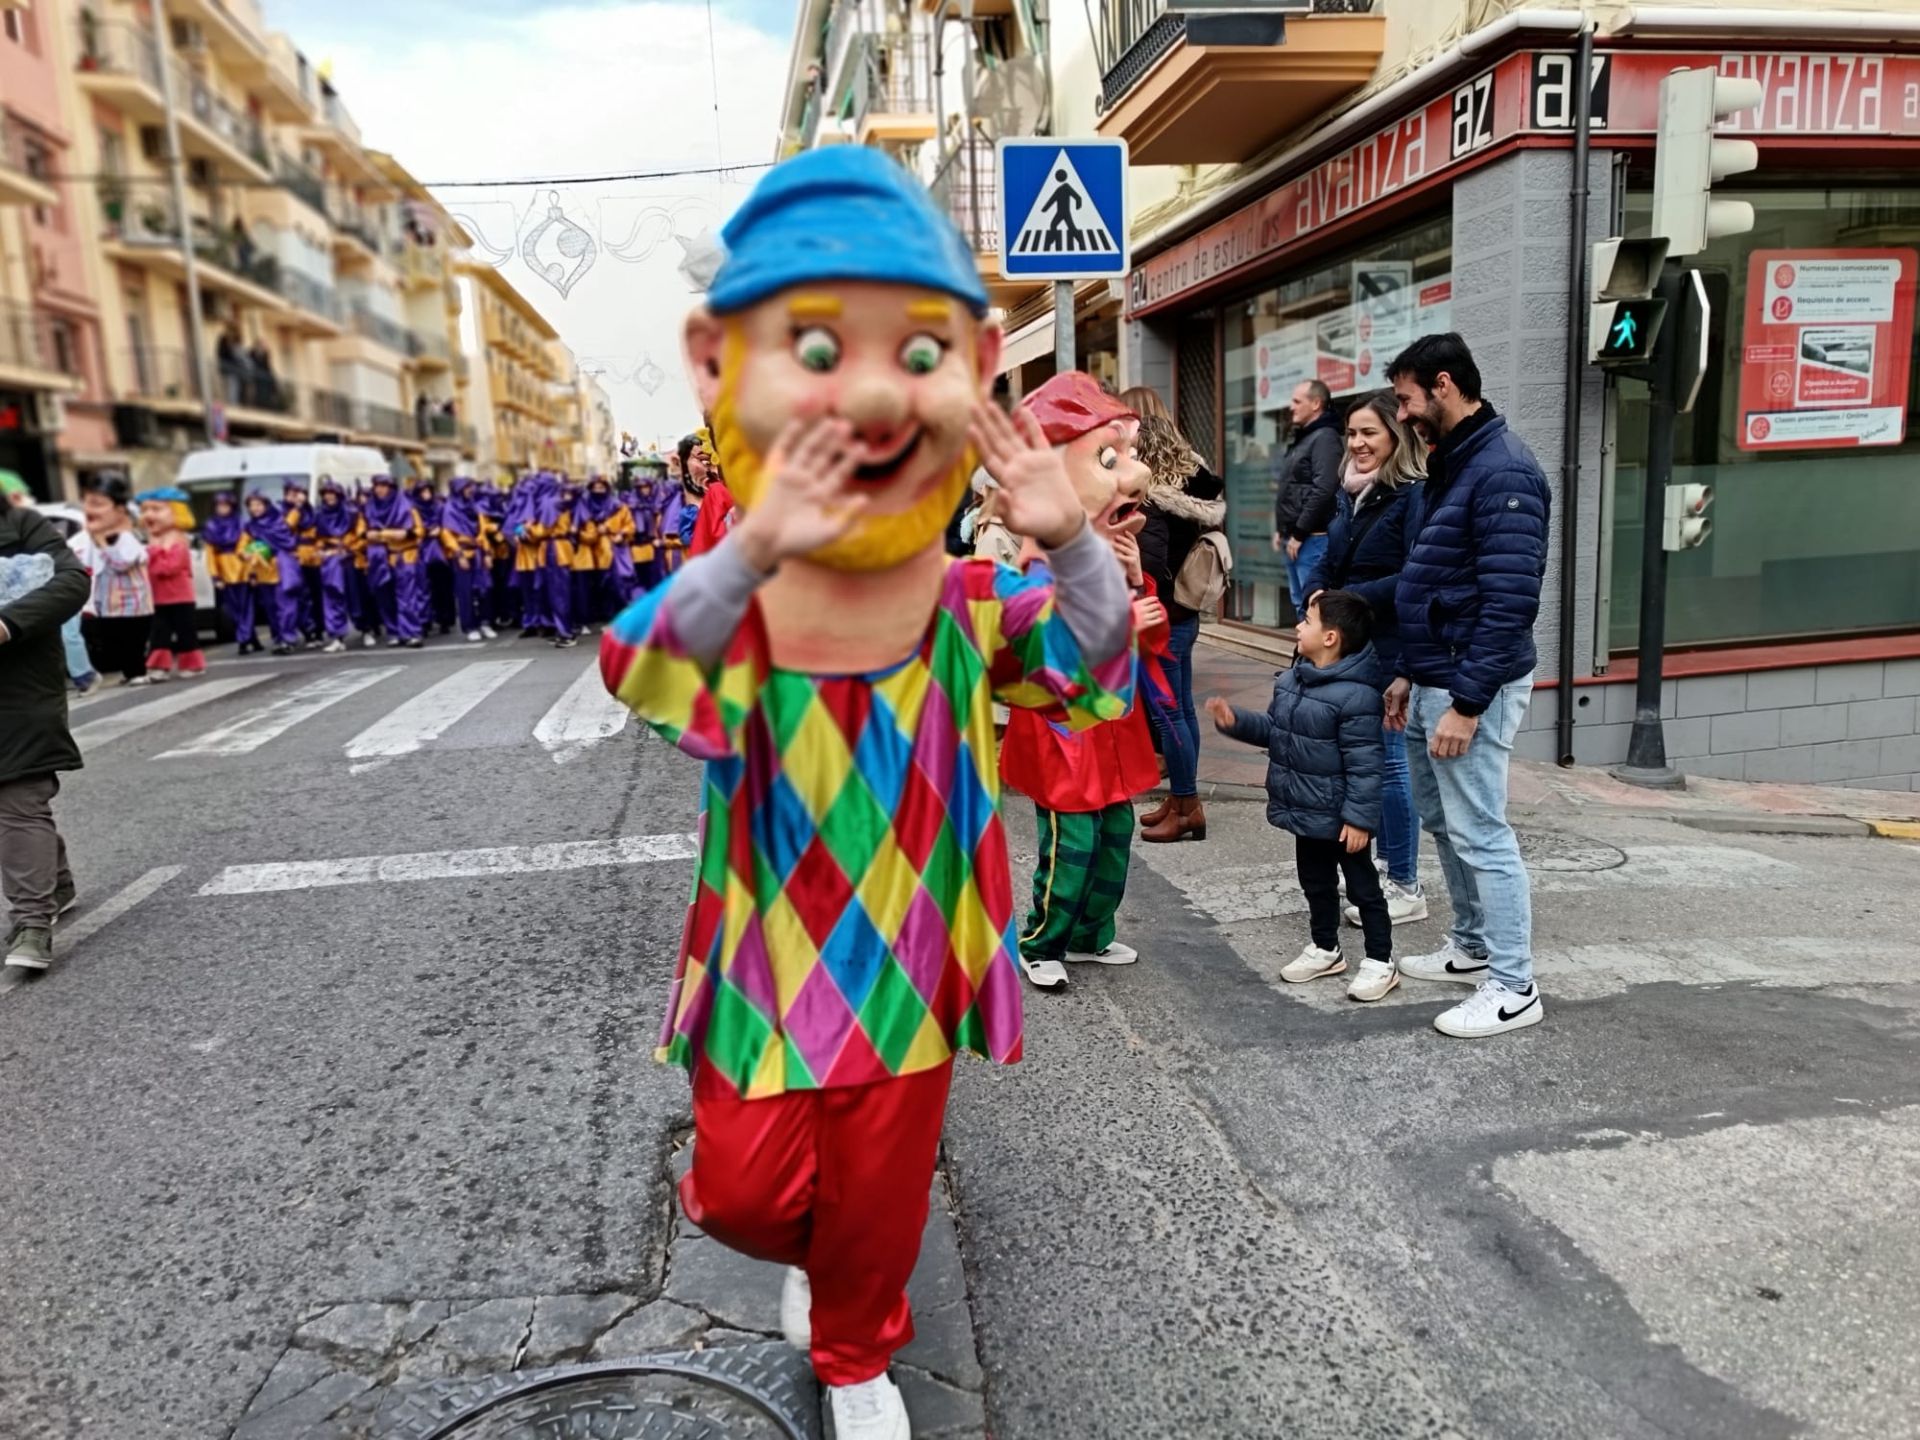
1392, 409, 1550, 716
1219, 645, 1384, 841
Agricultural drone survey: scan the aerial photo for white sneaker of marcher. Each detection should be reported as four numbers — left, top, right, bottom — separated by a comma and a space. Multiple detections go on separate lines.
1280, 943, 1345, 984
1345, 878, 1429, 927
1433, 978, 1545, 1038
1347, 959, 1399, 1002
779, 1265, 810, 1350
465, 630, 484, 642
480, 625, 499, 640
1020, 956, 1069, 990
1066, 940, 1138, 965
828, 1374, 910, 1440
1397, 937, 1489, 985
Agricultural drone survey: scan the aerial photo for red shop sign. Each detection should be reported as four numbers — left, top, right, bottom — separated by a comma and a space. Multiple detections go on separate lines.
1737, 248, 1918, 452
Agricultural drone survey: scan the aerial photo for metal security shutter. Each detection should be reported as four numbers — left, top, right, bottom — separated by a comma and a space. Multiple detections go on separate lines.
1174, 310, 1217, 468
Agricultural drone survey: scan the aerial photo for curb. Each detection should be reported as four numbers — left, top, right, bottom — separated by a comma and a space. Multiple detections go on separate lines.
1671, 811, 1873, 838
1143, 780, 1268, 803
1867, 819, 1920, 840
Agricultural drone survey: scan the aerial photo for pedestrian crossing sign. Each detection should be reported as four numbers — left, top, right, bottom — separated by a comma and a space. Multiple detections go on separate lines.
996, 138, 1129, 282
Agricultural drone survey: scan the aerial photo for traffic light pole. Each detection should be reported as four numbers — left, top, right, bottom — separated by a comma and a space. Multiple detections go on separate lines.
1615, 262, 1688, 790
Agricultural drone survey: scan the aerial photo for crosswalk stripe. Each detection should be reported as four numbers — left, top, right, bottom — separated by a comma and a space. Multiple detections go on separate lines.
155, 667, 403, 758
344, 660, 532, 761
533, 659, 630, 760
197, 833, 699, 895
1, 866, 184, 1001
70, 677, 272, 750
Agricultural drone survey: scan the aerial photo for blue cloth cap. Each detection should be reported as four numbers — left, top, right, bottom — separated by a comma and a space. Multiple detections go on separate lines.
709, 148, 987, 317
135, 486, 190, 503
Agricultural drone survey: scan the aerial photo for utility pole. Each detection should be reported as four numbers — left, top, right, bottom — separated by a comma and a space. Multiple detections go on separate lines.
1053, 279, 1074, 374
150, 8, 215, 443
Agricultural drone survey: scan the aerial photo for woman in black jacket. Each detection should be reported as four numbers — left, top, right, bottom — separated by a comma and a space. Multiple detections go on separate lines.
1301, 390, 1427, 924
1123, 388, 1225, 844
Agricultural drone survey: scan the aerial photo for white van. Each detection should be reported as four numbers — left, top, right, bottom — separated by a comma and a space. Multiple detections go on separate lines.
172, 443, 393, 632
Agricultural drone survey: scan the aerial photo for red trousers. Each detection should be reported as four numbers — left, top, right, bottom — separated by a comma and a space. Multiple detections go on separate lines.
683, 1059, 953, 1386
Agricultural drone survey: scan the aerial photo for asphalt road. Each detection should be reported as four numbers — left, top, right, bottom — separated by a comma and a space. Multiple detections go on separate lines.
3, 638, 1916, 1438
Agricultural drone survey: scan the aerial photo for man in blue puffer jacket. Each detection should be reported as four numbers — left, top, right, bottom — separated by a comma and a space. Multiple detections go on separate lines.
1384, 333, 1550, 1040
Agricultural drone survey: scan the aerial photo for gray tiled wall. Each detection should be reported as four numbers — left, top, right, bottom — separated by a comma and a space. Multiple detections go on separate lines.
1517, 660, 1920, 790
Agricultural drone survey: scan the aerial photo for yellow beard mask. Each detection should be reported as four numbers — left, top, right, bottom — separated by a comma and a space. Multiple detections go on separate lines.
708, 322, 978, 574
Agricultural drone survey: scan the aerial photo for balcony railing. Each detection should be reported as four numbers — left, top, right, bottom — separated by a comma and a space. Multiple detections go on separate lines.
0, 302, 80, 378
311, 387, 355, 429
0, 115, 54, 194
931, 132, 999, 256
98, 180, 283, 291
320, 88, 361, 147
850, 33, 934, 128
271, 267, 341, 323
399, 243, 445, 288
407, 327, 451, 362
273, 149, 328, 218
349, 304, 410, 353
120, 345, 201, 401
355, 399, 416, 440
75, 17, 165, 90
424, 410, 459, 439
1096, 0, 1374, 109
180, 72, 269, 170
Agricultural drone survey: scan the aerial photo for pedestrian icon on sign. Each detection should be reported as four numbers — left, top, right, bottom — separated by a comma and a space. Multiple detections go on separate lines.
1011, 151, 1115, 257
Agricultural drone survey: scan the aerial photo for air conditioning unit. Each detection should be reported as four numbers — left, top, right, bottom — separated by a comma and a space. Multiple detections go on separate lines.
34, 392, 66, 435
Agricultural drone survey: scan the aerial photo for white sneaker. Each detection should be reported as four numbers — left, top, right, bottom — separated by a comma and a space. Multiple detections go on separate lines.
480, 625, 499, 640
1280, 943, 1344, 984
465, 629, 484, 642
361, 632, 379, 649
1066, 940, 1138, 965
1398, 937, 1490, 985
827, 1374, 910, 1440
321, 638, 346, 655
1020, 956, 1069, 990
1347, 959, 1399, 1002
1344, 878, 1430, 927
1433, 978, 1545, 1038
780, 1265, 810, 1350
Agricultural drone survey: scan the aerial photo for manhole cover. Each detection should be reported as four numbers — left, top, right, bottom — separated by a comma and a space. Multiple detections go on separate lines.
376, 1346, 819, 1440
1514, 830, 1627, 873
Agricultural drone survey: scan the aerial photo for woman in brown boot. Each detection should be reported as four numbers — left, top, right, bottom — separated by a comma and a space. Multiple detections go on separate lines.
1128, 389, 1225, 843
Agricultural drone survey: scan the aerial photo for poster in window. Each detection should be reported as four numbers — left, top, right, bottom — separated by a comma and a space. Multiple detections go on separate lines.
1253, 322, 1315, 412
1738, 248, 1917, 451
1348, 262, 1413, 394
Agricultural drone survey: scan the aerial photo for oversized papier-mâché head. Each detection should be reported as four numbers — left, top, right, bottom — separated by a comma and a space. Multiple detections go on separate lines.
1020, 372, 1148, 541
684, 147, 1001, 572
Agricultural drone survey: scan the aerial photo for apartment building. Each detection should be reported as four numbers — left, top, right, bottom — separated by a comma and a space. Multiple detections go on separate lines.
460, 257, 567, 477
0, 0, 585, 497
776, 0, 1920, 789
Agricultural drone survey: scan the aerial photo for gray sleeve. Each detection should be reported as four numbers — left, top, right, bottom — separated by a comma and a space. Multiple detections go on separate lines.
660, 537, 770, 666
1044, 520, 1132, 668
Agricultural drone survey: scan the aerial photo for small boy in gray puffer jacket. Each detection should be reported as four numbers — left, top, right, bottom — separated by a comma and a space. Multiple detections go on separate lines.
1205, 590, 1396, 1002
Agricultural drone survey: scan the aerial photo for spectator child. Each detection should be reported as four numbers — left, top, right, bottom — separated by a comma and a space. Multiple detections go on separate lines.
1205, 590, 1396, 1001
73, 475, 153, 686
136, 488, 206, 679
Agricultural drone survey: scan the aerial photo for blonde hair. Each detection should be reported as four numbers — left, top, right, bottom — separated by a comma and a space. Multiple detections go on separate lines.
1118, 386, 1171, 423
1347, 391, 1426, 489
1133, 414, 1199, 488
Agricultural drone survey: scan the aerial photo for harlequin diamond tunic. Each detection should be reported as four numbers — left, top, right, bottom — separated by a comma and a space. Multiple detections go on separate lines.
600, 557, 1133, 1099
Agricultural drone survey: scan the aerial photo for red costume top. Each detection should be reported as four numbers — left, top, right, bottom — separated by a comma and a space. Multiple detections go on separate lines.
688, 480, 736, 557
147, 538, 196, 607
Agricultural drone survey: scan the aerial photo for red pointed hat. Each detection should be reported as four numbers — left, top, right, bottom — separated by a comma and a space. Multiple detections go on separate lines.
1019, 372, 1137, 447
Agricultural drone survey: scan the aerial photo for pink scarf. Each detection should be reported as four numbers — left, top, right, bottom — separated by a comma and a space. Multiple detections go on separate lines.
1342, 455, 1379, 499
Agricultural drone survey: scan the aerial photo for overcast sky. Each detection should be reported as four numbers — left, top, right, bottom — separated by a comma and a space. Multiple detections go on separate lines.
267, 0, 793, 450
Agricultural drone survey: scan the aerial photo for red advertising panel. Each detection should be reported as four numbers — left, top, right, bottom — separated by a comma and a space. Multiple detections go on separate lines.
1737, 249, 1918, 451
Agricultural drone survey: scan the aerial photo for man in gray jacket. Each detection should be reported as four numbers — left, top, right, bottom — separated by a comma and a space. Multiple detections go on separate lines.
0, 500, 90, 971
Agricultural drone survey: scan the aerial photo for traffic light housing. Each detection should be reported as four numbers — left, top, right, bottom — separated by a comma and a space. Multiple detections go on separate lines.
1663, 483, 1713, 550
1589, 237, 1670, 366
1652, 68, 1763, 256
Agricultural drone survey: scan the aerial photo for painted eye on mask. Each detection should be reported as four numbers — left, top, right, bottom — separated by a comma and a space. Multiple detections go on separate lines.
899, 333, 946, 376
1098, 446, 1118, 470
793, 327, 842, 373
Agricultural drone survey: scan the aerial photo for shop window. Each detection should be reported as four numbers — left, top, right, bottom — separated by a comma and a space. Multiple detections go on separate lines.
1220, 213, 1453, 629
1609, 185, 1920, 651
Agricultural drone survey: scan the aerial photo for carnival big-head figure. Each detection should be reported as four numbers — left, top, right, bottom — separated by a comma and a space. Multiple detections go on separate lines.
1019, 373, 1149, 546
683, 147, 1002, 574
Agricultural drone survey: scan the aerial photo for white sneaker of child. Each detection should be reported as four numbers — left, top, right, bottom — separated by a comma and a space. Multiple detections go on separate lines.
1280, 943, 1345, 984
780, 1265, 810, 1350
1346, 958, 1399, 1002
828, 1374, 911, 1440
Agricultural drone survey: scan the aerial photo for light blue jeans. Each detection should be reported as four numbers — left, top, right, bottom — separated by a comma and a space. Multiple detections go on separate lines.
1405, 675, 1535, 990
1376, 723, 1420, 885
1284, 533, 1329, 617
61, 614, 94, 683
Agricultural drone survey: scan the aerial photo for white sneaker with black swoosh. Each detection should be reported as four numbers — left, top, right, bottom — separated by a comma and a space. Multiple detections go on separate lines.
1433, 979, 1545, 1038
1397, 937, 1490, 985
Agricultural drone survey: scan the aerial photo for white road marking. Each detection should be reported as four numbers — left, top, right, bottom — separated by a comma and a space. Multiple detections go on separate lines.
344, 659, 531, 761
156, 667, 402, 758
1164, 845, 1798, 924
198, 833, 699, 895
71, 676, 272, 750
1, 866, 184, 999
533, 660, 630, 761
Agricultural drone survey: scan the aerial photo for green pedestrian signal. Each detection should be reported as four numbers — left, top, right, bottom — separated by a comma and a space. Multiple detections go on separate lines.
1592, 297, 1668, 366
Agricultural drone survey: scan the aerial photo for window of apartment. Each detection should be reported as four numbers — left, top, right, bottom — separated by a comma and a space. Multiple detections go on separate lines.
48, 318, 78, 379
1220, 212, 1454, 629
1608, 182, 1920, 651
4, 10, 23, 45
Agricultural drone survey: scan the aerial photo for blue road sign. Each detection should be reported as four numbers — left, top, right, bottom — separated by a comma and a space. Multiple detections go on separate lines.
996, 138, 1129, 282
